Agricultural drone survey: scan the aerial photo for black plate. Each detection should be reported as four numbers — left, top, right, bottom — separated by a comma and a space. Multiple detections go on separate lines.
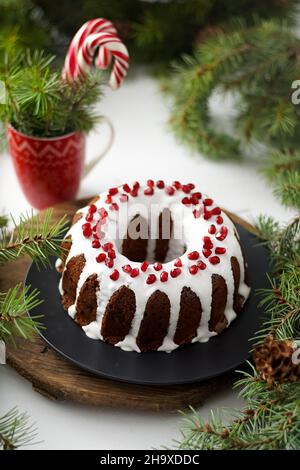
25, 225, 270, 386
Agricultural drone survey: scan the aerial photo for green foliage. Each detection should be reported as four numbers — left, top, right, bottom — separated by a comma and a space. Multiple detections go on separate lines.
30, 0, 300, 63
0, 209, 66, 449
0, 0, 51, 53
179, 370, 300, 450
0, 407, 38, 450
0, 48, 102, 137
0, 284, 43, 345
0, 209, 67, 267
176, 215, 300, 450
165, 19, 300, 206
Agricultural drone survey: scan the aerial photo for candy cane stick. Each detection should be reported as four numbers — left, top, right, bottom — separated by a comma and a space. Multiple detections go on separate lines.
62, 18, 116, 81
75, 32, 129, 89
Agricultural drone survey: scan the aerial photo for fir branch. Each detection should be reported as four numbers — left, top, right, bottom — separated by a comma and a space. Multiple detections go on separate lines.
165, 19, 300, 200
178, 371, 300, 450
0, 407, 38, 450
0, 49, 103, 137
274, 170, 300, 209
0, 208, 67, 267
256, 264, 300, 343
263, 150, 300, 209
0, 283, 43, 345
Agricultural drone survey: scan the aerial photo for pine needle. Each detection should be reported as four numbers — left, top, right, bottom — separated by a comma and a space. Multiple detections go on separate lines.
0, 208, 67, 267
0, 407, 38, 450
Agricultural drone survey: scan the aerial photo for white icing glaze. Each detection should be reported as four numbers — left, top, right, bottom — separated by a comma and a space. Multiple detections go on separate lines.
58, 181, 251, 353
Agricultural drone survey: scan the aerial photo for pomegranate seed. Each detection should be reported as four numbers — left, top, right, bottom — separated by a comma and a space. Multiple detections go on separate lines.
93, 232, 99, 239
108, 249, 116, 259
144, 187, 154, 196
182, 197, 191, 205
203, 211, 212, 220
188, 251, 199, 260
109, 187, 118, 196
99, 208, 108, 219
96, 253, 106, 263
110, 269, 119, 281
216, 226, 228, 241
215, 247, 226, 254
82, 223, 92, 238
105, 195, 112, 204
182, 184, 191, 194
189, 265, 198, 275
173, 181, 181, 190
203, 198, 213, 206
209, 256, 220, 265
203, 237, 213, 247
192, 192, 202, 200
123, 183, 131, 193
190, 194, 199, 205
208, 224, 216, 234
85, 213, 93, 222
153, 262, 162, 271
122, 264, 132, 273
110, 203, 119, 211
160, 271, 168, 282
147, 179, 154, 187
141, 261, 149, 272
204, 240, 213, 249
92, 239, 101, 249
197, 260, 207, 270
188, 183, 195, 190
216, 216, 223, 224
193, 209, 201, 219
212, 207, 221, 215
120, 194, 128, 202
203, 248, 212, 258
171, 268, 181, 278
146, 274, 156, 284
156, 180, 165, 189
88, 204, 97, 214
130, 268, 139, 278
174, 258, 182, 267
133, 181, 140, 189
105, 258, 114, 268
166, 186, 175, 196
131, 188, 138, 197
103, 242, 113, 252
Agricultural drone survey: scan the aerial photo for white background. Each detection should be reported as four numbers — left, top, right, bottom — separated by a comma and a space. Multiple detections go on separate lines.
0, 74, 295, 449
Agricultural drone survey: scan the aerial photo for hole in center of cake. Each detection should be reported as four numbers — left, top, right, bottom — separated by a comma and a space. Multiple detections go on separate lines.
121, 209, 185, 263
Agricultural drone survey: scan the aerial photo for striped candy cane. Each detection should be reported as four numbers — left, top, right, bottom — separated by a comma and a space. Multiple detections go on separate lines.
62, 18, 129, 89
62, 18, 116, 81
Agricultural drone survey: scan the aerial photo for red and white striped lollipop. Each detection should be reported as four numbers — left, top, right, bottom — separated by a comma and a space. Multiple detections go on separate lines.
62, 18, 129, 90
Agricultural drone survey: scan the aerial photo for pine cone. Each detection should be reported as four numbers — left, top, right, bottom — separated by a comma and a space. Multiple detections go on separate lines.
253, 335, 300, 386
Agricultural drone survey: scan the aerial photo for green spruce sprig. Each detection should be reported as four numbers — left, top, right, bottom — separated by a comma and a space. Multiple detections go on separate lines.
164, 19, 300, 206
0, 209, 67, 267
0, 284, 43, 345
0, 48, 103, 137
178, 367, 300, 450
0, 407, 38, 450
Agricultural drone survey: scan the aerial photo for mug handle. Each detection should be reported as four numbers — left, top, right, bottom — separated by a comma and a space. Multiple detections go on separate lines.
83, 116, 114, 177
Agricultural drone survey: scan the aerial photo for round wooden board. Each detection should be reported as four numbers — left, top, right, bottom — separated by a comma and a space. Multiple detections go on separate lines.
1, 199, 255, 411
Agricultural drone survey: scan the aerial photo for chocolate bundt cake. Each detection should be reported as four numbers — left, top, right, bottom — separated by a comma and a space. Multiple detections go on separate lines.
56, 180, 250, 352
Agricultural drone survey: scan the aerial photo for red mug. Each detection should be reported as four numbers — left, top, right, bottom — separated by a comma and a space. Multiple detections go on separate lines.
7, 119, 113, 209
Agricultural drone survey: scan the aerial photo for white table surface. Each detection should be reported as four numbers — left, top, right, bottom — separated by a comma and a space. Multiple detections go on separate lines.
0, 73, 295, 450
